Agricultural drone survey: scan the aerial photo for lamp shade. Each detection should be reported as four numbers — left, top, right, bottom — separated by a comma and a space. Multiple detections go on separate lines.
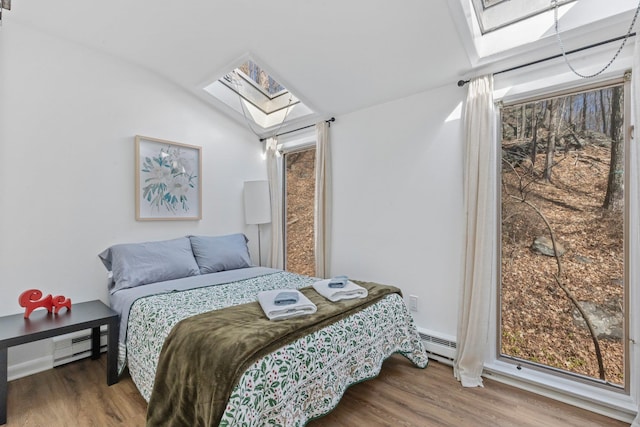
243, 180, 271, 225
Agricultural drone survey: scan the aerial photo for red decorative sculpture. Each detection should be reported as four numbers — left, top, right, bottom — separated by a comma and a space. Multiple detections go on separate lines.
51, 294, 72, 314
18, 289, 72, 318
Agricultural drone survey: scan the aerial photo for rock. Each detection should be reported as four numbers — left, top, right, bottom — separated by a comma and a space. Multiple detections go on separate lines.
583, 130, 612, 147
572, 299, 623, 341
574, 255, 593, 264
531, 236, 566, 257
502, 143, 530, 167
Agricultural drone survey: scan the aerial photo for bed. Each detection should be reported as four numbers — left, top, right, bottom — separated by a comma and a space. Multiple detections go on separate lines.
100, 234, 428, 426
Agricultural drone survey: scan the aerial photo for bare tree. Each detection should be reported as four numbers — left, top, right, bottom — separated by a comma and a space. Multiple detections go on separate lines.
530, 103, 539, 166
603, 86, 624, 211
544, 100, 552, 129
519, 104, 526, 140
599, 90, 608, 135
582, 92, 588, 131
525, 103, 532, 139
544, 99, 560, 182
568, 95, 574, 130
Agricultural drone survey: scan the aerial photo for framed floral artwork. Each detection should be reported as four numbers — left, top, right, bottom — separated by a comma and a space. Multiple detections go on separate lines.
135, 135, 202, 221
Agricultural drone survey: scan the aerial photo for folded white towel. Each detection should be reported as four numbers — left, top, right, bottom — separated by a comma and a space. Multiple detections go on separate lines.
312, 279, 368, 302
257, 289, 317, 321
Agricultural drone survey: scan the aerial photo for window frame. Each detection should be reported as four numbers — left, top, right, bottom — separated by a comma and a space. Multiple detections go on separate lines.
494, 75, 632, 396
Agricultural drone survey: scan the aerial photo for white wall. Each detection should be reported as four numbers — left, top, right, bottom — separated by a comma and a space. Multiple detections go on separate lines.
330, 84, 466, 337
0, 22, 266, 370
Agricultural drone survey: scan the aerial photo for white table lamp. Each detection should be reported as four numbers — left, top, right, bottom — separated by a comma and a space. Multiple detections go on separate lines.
243, 180, 271, 266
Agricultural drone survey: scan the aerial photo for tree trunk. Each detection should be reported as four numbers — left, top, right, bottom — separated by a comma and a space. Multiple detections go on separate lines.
603, 86, 624, 211
544, 100, 552, 129
530, 103, 538, 166
544, 99, 559, 182
525, 104, 531, 138
569, 95, 574, 129
599, 90, 607, 135
582, 93, 588, 131
609, 88, 618, 140
519, 104, 526, 140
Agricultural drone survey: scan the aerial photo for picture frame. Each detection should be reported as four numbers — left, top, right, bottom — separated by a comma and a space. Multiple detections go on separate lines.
135, 135, 202, 221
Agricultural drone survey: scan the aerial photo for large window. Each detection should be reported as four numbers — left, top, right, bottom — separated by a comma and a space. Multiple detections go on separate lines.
499, 80, 628, 389
284, 148, 316, 276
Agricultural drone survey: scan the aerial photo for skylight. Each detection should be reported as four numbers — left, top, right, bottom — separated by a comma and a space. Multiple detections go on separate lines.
452, 0, 637, 63
473, 0, 576, 33
203, 59, 314, 133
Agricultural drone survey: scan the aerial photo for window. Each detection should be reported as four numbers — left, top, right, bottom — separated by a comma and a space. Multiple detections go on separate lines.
219, 60, 298, 117
472, 0, 575, 33
202, 58, 315, 132
284, 147, 316, 276
499, 80, 628, 390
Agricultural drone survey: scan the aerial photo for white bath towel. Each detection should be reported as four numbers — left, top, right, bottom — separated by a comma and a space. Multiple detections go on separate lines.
312, 279, 368, 302
257, 289, 317, 321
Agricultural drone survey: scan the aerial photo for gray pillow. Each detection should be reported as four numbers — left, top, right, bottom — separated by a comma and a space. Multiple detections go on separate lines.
189, 233, 252, 274
98, 237, 200, 293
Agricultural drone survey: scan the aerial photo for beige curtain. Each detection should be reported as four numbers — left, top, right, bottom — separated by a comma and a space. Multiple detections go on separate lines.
454, 74, 497, 388
314, 122, 331, 278
631, 36, 640, 427
266, 137, 284, 270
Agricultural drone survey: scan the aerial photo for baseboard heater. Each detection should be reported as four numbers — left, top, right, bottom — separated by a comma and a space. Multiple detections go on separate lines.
52, 326, 455, 367
418, 329, 457, 365
52, 326, 108, 367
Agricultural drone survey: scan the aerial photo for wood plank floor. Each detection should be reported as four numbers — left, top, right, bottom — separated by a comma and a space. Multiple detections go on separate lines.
6, 354, 629, 426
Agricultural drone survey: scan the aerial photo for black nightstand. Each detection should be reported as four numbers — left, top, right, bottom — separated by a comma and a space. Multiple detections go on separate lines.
0, 300, 119, 424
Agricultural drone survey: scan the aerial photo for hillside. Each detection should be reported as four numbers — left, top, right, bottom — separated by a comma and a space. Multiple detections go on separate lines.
501, 133, 624, 385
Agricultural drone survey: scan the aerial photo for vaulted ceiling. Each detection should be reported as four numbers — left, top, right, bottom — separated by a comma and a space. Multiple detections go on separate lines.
5, 0, 638, 132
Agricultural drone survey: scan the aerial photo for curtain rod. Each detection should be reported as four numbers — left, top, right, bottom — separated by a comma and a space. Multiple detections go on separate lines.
259, 117, 335, 142
457, 32, 636, 87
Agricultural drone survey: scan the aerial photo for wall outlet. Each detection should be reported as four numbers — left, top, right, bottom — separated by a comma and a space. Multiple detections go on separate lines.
409, 295, 418, 312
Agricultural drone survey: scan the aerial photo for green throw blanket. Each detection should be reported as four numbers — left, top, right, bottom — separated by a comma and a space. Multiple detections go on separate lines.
146, 281, 401, 427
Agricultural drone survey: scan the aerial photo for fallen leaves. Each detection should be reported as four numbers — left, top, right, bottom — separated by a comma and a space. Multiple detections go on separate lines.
501, 144, 624, 385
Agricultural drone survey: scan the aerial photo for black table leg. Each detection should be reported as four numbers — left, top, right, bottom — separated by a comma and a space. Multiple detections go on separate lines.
91, 327, 100, 360
0, 346, 7, 425
106, 320, 119, 386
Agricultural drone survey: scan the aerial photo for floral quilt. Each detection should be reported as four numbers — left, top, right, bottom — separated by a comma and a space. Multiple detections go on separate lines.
124, 271, 428, 426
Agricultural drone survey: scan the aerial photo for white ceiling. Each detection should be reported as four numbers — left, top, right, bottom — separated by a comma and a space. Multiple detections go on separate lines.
5, 0, 638, 131
6, 0, 472, 128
